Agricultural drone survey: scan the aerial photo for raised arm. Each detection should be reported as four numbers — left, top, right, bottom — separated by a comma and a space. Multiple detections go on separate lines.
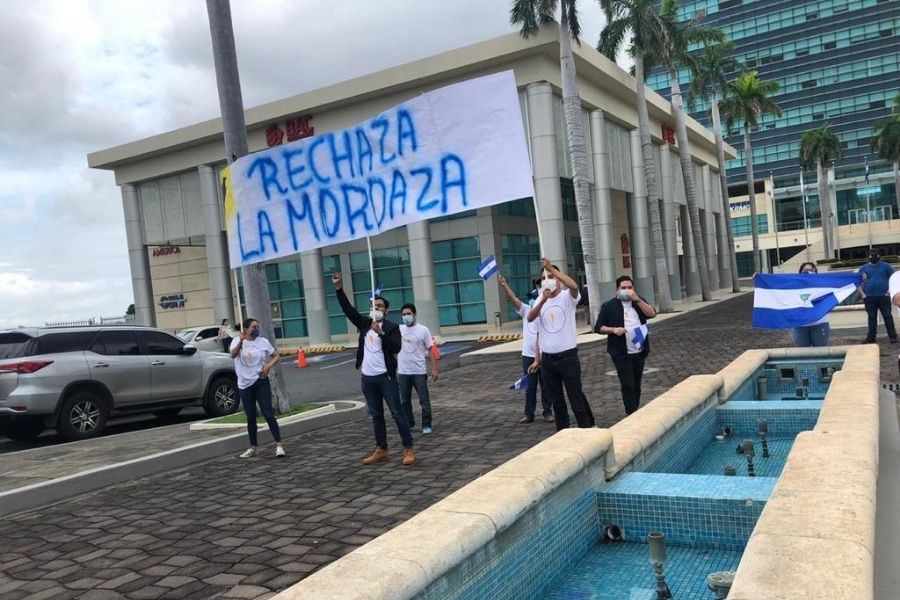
332, 273, 367, 330
497, 275, 523, 312
541, 257, 579, 299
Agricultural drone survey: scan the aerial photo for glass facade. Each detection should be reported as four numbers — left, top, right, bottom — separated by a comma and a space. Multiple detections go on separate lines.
836, 184, 898, 225
433, 237, 486, 327
322, 254, 348, 335
236, 261, 308, 339
649, 0, 900, 185
731, 215, 770, 237
500, 234, 540, 320
349, 247, 414, 313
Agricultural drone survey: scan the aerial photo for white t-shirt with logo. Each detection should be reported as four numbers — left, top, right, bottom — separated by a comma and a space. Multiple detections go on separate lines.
621, 301, 643, 354
230, 337, 275, 390
398, 323, 433, 375
517, 304, 540, 358
536, 290, 581, 354
361, 329, 388, 376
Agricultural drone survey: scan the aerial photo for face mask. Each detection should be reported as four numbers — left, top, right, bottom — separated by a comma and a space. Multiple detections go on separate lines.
402, 315, 414, 326
801, 269, 816, 274
869, 255, 879, 264
249, 329, 260, 340
527, 298, 536, 307
541, 278, 558, 293
369, 309, 384, 322
618, 290, 631, 301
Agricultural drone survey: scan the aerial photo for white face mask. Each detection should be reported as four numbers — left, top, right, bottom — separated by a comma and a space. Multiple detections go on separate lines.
369, 309, 384, 322
618, 290, 631, 301
541, 278, 559, 293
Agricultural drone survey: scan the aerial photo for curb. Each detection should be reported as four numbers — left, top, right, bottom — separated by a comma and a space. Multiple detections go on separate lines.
0, 400, 367, 518
278, 345, 346, 357
475, 333, 522, 343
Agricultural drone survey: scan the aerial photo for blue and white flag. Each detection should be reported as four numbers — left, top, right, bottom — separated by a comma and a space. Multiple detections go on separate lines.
369, 283, 384, 300
631, 323, 650, 349
752, 273, 861, 329
509, 373, 530, 390
478, 255, 499, 280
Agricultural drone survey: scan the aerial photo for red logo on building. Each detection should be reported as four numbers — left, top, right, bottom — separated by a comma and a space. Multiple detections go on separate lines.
265, 124, 285, 147
152, 246, 181, 257
661, 125, 676, 145
266, 115, 315, 147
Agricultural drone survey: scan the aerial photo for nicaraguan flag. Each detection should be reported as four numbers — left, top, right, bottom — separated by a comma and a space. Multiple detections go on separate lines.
752, 273, 861, 329
369, 283, 384, 300
631, 323, 650, 349
478, 255, 499, 280
509, 373, 530, 390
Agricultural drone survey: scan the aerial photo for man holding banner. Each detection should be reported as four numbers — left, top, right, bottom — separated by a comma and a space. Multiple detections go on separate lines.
751, 270, 862, 336
332, 273, 415, 466
527, 259, 595, 430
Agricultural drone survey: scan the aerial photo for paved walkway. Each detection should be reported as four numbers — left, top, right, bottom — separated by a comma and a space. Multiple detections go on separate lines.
0, 294, 896, 600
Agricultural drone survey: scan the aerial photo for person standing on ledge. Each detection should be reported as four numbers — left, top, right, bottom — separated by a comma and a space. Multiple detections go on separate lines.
527, 258, 595, 430
230, 318, 285, 458
332, 272, 416, 466
397, 303, 439, 435
858, 248, 897, 344
498, 274, 554, 424
595, 275, 657, 415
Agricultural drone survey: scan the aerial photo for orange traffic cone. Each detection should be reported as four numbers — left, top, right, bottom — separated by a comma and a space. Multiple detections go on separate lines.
296, 347, 308, 368
430, 337, 441, 361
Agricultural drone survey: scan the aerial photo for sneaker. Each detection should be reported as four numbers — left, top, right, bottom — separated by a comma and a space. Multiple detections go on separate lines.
422, 427, 433, 435
363, 447, 390, 465
518, 416, 535, 424
543, 414, 555, 424
275, 446, 286, 458
239, 448, 256, 459
402, 447, 416, 466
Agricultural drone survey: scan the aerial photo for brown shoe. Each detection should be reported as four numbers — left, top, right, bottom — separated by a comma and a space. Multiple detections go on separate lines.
518, 416, 535, 424
543, 414, 555, 423
402, 447, 416, 466
363, 447, 390, 465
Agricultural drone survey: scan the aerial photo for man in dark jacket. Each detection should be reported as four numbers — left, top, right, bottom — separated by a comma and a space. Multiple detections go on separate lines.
332, 272, 415, 466
594, 275, 657, 415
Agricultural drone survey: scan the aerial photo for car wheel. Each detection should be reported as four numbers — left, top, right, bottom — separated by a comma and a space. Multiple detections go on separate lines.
153, 408, 183, 420
57, 392, 108, 441
4, 417, 45, 442
204, 376, 238, 417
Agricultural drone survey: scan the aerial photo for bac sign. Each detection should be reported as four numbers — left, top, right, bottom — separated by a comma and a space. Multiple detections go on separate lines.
265, 115, 315, 147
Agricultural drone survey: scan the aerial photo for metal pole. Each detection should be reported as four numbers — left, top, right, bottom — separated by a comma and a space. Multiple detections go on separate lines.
866, 187, 873, 251
206, 0, 290, 412
800, 170, 810, 261
769, 174, 780, 271
366, 236, 376, 304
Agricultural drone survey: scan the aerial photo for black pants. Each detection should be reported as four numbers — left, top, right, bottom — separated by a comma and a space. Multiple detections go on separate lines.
612, 353, 647, 415
540, 349, 595, 431
864, 296, 897, 342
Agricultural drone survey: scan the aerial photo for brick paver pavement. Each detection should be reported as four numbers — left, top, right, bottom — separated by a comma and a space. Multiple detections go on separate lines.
0, 294, 895, 599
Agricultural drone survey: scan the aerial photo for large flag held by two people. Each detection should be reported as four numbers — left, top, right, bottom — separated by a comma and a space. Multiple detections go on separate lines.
752, 272, 861, 329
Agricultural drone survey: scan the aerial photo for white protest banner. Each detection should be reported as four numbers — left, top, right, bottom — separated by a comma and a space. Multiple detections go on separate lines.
223, 70, 534, 267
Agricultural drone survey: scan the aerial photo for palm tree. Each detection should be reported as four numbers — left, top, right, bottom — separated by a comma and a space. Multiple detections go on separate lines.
720, 71, 782, 273
511, 0, 602, 320
650, 0, 723, 300
799, 124, 842, 259
598, 0, 673, 311
689, 41, 742, 292
871, 93, 900, 210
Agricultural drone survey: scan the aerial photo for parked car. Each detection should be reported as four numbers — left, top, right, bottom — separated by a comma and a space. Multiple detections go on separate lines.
0, 326, 239, 442
177, 325, 231, 353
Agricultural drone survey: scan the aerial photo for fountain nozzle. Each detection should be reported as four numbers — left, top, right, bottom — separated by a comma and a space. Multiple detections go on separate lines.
758, 418, 770, 458
741, 439, 756, 476
647, 532, 673, 599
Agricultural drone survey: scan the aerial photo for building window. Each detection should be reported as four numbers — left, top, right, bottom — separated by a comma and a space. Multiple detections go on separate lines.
350, 247, 414, 312
433, 237, 486, 327
322, 254, 347, 335
430, 210, 477, 223
561, 180, 579, 222
266, 260, 307, 339
566, 236, 585, 284
735, 251, 755, 278
731, 215, 769, 237
500, 234, 540, 320
497, 197, 536, 217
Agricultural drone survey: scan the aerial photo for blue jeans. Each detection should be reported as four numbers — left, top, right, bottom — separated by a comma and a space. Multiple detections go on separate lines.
792, 323, 831, 347
864, 296, 897, 342
239, 378, 281, 446
362, 373, 413, 449
399, 374, 431, 429
522, 355, 552, 418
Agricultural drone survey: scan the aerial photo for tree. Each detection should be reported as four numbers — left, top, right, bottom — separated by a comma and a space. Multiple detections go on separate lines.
510, 0, 602, 321
799, 124, 842, 259
648, 0, 723, 300
689, 40, 742, 292
720, 71, 782, 273
125, 304, 135, 316
598, 0, 673, 311
871, 93, 900, 211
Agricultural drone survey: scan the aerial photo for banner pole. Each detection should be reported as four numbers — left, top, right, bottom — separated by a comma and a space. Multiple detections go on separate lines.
532, 196, 546, 257
366, 236, 376, 304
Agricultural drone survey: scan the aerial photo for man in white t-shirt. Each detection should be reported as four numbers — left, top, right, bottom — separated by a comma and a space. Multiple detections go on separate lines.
891, 271, 900, 375
527, 258, 595, 430
398, 303, 439, 435
498, 275, 554, 424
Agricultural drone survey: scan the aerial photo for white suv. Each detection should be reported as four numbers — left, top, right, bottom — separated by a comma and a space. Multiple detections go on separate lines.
0, 326, 239, 442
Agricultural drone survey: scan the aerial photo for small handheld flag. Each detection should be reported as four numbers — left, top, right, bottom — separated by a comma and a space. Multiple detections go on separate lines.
752, 273, 861, 329
369, 283, 384, 300
509, 373, 530, 390
478, 255, 499, 280
631, 323, 650, 350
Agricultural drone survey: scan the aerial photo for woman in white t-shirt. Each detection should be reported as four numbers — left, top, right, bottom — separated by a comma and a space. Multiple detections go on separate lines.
229, 318, 284, 458
793, 262, 831, 347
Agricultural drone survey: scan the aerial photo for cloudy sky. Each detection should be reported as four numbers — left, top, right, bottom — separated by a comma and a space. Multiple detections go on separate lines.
0, 0, 613, 329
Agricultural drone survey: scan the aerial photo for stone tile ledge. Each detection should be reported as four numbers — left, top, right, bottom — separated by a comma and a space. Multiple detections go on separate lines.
188, 404, 336, 430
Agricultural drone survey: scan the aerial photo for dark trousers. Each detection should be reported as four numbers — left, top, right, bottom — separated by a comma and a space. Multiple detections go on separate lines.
540, 349, 595, 431
221, 338, 231, 353
239, 378, 281, 446
399, 374, 431, 428
362, 373, 413, 449
522, 355, 552, 418
864, 296, 897, 341
612, 353, 647, 415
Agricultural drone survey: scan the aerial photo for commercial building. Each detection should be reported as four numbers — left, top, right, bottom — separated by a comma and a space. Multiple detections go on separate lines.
648, 0, 900, 274
89, 28, 735, 344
